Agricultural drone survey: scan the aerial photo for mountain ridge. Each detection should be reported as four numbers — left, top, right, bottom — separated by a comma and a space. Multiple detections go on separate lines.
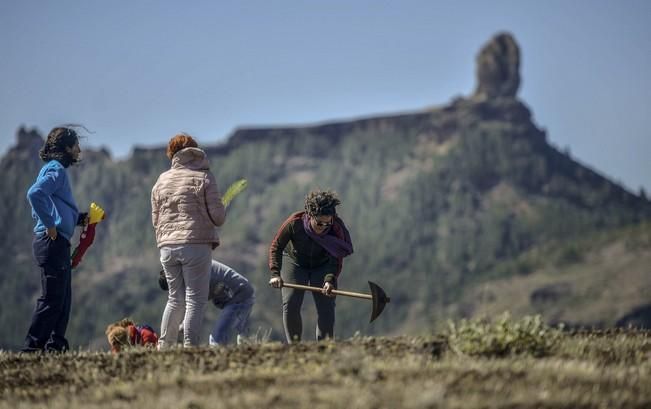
1, 32, 650, 349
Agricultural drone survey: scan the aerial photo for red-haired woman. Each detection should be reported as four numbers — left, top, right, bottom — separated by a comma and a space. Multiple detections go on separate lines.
151, 134, 226, 348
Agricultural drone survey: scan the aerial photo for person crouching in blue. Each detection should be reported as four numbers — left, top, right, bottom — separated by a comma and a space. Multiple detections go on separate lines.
159, 260, 255, 345
23, 126, 88, 353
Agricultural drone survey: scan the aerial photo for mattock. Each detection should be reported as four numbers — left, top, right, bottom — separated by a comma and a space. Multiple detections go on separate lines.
281, 281, 391, 323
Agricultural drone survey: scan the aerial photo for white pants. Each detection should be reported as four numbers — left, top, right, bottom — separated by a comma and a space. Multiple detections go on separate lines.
158, 244, 212, 348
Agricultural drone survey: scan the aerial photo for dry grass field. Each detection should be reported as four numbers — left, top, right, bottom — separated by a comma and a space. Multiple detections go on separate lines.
1, 328, 650, 409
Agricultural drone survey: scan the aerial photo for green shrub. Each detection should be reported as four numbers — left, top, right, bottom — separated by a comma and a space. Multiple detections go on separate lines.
446, 312, 562, 357
555, 243, 584, 266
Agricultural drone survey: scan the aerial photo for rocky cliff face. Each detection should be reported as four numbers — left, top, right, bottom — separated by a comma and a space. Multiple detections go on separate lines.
473, 32, 521, 100
1, 126, 43, 165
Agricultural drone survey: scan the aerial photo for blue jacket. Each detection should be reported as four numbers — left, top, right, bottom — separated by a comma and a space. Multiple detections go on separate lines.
27, 160, 79, 241
209, 261, 255, 308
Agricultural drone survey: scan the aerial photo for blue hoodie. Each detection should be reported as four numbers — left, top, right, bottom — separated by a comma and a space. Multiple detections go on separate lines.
209, 261, 255, 308
27, 160, 79, 242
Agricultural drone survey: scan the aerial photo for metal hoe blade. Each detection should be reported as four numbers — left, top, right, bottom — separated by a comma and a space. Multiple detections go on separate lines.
368, 281, 391, 323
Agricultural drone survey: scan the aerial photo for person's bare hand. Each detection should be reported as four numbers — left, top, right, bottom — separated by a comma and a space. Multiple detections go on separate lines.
322, 282, 335, 297
269, 276, 283, 288
46, 226, 57, 240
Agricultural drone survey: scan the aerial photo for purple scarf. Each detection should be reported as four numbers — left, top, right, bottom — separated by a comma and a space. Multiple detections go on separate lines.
302, 213, 353, 258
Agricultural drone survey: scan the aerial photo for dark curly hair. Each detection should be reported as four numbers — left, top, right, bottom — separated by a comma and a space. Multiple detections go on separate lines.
39, 126, 81, 168
304, 189, 341, 217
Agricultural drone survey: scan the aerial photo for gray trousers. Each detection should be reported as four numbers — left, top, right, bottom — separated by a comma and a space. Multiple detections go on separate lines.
281, 255, 336, 342
159, 244, 212, 348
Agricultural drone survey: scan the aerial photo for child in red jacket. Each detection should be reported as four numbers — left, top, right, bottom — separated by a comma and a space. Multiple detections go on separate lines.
105, 318, 158, 353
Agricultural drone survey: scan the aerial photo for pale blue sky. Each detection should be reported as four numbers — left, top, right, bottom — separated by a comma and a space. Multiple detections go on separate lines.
1, 0, 649, 192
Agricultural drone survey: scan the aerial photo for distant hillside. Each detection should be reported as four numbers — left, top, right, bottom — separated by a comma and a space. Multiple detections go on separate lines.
1, 32, 650, 349
458, 221, 651, 328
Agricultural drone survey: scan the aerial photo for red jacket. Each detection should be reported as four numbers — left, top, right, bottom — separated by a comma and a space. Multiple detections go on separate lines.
127, 324, 158, 347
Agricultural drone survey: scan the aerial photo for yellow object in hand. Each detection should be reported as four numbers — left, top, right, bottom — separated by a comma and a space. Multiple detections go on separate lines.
89, 202, 106, 224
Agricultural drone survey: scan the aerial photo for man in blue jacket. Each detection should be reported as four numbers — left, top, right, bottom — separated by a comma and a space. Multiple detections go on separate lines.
159, 260, 255, 345
23, 127, 87, 353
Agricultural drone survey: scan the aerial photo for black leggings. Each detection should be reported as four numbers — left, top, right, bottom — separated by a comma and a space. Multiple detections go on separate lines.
280, 255, 335, 342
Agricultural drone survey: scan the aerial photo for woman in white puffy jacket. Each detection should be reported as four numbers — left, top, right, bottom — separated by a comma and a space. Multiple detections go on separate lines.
151, 133, 226, 348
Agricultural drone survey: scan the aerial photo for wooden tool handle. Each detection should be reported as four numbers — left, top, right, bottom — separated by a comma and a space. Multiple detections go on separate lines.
282, 282, 372, 300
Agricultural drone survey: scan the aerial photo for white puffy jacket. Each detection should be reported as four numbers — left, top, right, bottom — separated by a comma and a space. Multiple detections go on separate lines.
151, 147, 226, 248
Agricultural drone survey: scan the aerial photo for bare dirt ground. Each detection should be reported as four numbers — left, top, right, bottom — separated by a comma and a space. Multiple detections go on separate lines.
1, 332, 650, 409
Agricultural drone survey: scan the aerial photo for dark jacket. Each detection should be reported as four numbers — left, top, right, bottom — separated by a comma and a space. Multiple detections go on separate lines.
269, 212, 340, 283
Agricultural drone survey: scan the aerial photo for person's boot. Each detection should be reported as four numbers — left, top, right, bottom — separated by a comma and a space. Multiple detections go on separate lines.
45, 336, 69, 353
